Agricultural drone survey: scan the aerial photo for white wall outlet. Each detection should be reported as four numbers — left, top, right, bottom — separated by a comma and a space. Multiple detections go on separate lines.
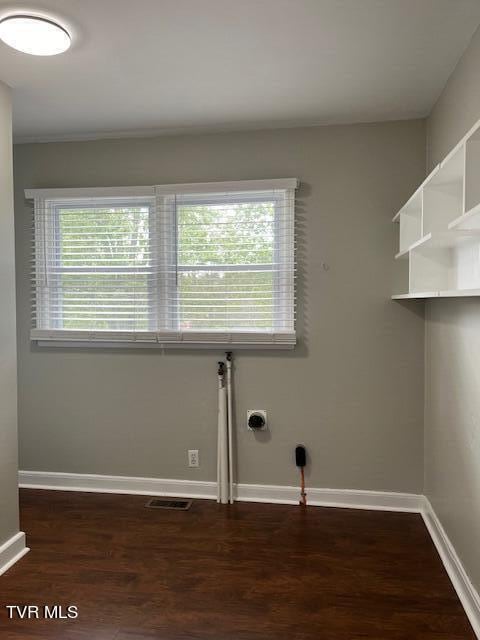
247, 410, 268, 431
188, 449, 199, 467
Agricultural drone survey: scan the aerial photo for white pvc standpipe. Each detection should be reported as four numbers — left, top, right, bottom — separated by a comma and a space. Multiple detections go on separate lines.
217, 364, 229, 504
226, 354, 234, 504
217, 367, 222, 503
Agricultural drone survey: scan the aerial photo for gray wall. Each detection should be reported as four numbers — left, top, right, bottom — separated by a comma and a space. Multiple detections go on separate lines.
0, 80, 19, 545
425, 25, 480, 591
14, 121, 426, 491
427, 25, 480, 168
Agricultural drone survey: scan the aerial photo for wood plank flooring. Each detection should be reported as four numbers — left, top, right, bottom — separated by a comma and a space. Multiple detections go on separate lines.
0, 489, 475, 639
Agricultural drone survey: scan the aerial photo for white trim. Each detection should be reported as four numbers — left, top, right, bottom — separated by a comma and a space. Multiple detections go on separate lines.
25, 186, 155, 199
25, 179, 298, 201
236, 483, 423, 511
32, 329, 296, 349
0, 532, 29, 577
36, 340, 295, 350
19, 470, 421, 511
19, 471, 218, 500
155, 179, 298, 194
422, 498, 480, 638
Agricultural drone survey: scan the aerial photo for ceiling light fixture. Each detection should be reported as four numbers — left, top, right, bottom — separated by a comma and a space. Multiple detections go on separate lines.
0, 14, 70, 56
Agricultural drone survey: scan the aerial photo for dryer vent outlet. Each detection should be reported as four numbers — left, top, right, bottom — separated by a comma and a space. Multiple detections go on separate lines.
247, 410, 267, 431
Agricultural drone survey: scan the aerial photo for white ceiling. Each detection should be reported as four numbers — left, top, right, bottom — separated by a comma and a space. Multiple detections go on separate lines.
0, 0, 479, 143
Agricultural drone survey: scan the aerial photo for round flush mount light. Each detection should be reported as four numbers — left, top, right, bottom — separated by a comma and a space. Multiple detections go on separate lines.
0, 14, 71, 56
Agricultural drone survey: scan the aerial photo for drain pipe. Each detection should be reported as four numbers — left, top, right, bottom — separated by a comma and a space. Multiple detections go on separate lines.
226, 352, 234, 504
217, 361, 228, 504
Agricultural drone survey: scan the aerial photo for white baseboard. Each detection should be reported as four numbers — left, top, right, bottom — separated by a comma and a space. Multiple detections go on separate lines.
236, 482, 423, 511
19, 470, 422, 512
0, 531, 29, 577
19, 470, 218, 500
422, 498, 480, 638
18, 470, 480, 638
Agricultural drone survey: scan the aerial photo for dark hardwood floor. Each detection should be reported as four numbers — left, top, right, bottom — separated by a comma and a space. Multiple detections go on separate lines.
0, 489, 475, 639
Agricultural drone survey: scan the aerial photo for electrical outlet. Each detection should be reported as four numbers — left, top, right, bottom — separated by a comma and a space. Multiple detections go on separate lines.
188, 449, 199, 467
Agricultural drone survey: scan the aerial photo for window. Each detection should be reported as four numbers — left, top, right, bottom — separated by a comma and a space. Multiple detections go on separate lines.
27, 180, 297, 348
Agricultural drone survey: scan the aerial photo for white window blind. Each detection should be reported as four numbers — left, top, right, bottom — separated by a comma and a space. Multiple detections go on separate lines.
27, 179, 297, 348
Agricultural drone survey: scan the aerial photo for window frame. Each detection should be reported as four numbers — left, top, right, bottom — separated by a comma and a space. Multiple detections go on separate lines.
27, 180, 297, 349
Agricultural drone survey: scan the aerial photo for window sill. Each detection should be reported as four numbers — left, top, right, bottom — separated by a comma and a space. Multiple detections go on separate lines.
31, 330, 296, 350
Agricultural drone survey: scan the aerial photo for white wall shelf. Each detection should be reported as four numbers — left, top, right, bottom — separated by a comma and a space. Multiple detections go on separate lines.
392, 291, 439, 300
392, 288, 480, 300
395, 230, 480, 258
392, 117, 480, 300
448, 202, 480, 230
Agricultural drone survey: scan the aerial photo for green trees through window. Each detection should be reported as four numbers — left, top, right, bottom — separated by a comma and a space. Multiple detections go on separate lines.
177, 201, 275, 330
54, 199, 277, 331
